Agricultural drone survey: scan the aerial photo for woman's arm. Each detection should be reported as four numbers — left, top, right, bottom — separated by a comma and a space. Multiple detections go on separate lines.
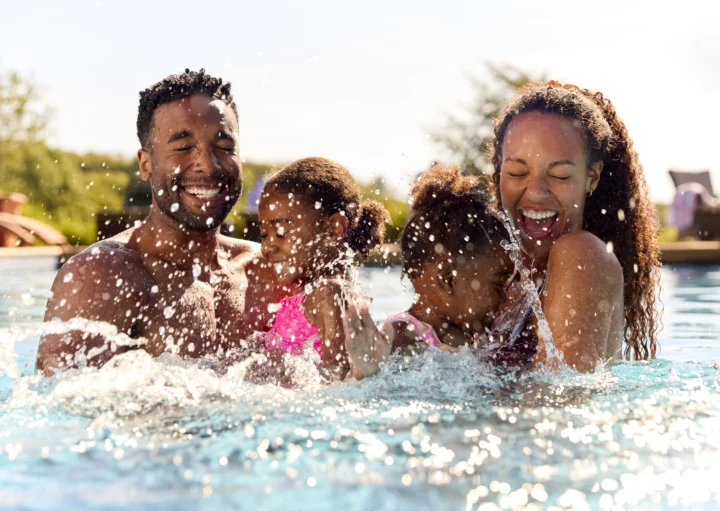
537, 231, 624, 372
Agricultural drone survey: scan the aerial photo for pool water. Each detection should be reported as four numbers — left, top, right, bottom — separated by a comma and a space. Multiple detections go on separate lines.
1, 257, 720, 510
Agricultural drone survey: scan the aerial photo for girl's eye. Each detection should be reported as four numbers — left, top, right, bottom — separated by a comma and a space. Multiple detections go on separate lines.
551, 175, 571, 181
505, 171, 527, 178
217, 145, 234, 152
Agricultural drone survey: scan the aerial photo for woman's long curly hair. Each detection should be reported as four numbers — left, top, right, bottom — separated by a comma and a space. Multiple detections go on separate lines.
490, 82, 661, 360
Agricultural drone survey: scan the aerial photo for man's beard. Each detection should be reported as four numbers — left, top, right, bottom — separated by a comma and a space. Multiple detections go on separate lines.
152, 176, 242, 232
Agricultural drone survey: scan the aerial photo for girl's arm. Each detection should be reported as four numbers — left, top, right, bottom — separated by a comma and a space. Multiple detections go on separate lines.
303, 282, 351, 381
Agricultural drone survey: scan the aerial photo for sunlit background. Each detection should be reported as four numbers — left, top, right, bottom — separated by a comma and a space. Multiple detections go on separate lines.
1, 0, 719, 244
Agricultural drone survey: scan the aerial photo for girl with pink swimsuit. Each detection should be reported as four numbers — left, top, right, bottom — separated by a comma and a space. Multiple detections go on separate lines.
257, 157, 389, 383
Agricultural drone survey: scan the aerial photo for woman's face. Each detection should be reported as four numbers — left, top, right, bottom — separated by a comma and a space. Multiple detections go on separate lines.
499, 111, 602, 265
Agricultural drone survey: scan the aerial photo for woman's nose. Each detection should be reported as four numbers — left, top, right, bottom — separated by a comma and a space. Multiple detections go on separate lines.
525, 172, 551, 201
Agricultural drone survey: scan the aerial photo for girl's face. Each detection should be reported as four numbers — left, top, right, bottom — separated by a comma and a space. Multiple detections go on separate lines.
499, 111, 602, 266
259, 190, 346, 288
420, 244, 514, 332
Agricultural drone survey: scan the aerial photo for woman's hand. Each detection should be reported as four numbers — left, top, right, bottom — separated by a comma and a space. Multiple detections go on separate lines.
342, 302, 391, 380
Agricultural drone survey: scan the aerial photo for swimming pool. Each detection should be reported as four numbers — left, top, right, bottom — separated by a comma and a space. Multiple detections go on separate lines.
1, 257, 719, 510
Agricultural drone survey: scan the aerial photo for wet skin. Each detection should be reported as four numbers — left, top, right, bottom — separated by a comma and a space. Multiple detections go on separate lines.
258, 190, 352, 380
36, 95, 282, 374
498, 111, 624, 371
398, 245, 514, 349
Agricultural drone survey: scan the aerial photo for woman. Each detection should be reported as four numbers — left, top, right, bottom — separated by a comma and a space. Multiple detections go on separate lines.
343, 81, 661, 375
491, 81, 661, 371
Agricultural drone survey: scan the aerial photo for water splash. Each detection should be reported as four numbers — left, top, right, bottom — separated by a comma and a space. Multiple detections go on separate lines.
488, 202, 562, 366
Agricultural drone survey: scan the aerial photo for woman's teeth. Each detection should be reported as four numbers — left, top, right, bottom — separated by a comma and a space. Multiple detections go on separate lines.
523, 210, 557, 220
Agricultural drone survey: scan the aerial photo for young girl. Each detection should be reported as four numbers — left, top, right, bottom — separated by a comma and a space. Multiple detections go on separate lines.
255, 157, 389, 383
345, 164, 514, 379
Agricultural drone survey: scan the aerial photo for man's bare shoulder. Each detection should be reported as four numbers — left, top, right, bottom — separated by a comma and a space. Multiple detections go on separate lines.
63, 235, 147, 277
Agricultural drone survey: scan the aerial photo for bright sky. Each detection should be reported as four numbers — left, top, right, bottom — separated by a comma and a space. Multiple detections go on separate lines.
1, 0, 718, 202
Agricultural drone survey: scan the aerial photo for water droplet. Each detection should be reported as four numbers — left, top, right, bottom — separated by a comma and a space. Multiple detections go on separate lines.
193, 264, 202, 278
206, 218, 213, 226
157, 190, 164, 196
63, 272, 73, 283
315, 201, 322, 209
606, 241, 614, 253
269, 204, 276, 211
170, 203, 179, 213
116, 278, 123, 287
163, 306, 176, 319
151, 285, 159, 294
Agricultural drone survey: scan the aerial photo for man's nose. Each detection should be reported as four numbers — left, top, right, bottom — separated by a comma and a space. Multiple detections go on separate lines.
194, 144, 222, 174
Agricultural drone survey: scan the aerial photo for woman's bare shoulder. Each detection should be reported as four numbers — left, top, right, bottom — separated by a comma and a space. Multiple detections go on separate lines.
549, 230, 622, 279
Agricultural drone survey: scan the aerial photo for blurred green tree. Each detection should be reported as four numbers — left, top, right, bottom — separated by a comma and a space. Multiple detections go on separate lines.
431, 63, 544, 176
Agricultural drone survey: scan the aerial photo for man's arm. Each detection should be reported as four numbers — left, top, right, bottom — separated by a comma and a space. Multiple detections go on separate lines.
36, 245, 149, 375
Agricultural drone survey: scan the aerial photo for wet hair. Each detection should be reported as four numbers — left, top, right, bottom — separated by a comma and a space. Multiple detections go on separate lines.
137, 68, 237, 150
491, 81, 661, 361
401, 163, 509, 279
264, 157, 389, 256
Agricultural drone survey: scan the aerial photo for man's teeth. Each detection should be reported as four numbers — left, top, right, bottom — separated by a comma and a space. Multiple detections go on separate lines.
185, 187, 221, 198
524, 210, 557, 220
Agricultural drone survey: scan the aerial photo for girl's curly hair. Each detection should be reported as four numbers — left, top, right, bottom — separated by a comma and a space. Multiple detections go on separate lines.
401, 163, 509, 279
491, 81, 661, 360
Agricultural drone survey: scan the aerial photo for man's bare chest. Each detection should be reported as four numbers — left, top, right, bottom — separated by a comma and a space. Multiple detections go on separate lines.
136, 267, 250, 357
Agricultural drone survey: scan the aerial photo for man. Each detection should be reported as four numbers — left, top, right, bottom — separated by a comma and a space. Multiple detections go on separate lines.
36, 69, 279, 374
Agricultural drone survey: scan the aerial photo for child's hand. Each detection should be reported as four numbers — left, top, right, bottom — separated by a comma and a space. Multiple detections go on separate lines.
342, 302, 391, 380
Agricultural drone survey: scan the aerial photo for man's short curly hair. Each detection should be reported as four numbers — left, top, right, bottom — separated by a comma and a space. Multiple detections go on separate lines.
136, 68, 237, 150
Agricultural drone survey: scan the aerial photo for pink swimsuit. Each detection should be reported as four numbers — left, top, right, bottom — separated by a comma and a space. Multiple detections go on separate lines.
381, 312, 443, 349
264, 293, 323, 356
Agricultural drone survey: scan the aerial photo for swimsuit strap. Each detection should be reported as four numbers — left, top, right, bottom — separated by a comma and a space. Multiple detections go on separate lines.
382, 312, 443, 348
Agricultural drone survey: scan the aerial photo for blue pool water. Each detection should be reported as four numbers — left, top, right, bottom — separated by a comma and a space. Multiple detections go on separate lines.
1, 257, 720, 510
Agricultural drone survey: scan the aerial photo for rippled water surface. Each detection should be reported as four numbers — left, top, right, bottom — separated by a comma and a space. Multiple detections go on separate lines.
1, 257, 719, 510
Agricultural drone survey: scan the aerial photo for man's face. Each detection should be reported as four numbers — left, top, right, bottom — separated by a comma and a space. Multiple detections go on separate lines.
139, 95, 242, 231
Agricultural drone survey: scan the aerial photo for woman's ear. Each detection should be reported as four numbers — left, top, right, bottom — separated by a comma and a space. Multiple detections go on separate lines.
138, 149, 152, 181
435, 262, 457, 297
327, 212, 349, 237
587, 161, 603, 194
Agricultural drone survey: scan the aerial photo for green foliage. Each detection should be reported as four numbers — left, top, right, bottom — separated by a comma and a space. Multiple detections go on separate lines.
431, 63, 544, 175
0, 142, 131, 245
654, 203, 678, 243
359, 176, 408, 243
0, 71, 51, 147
